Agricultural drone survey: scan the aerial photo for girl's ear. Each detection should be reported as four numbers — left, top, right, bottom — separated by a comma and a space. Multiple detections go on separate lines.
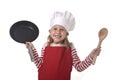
67, 32, 69, 36
49, 29, 51, 33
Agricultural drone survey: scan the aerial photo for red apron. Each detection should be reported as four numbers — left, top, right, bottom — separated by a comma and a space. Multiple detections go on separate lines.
38, 43, 72, 80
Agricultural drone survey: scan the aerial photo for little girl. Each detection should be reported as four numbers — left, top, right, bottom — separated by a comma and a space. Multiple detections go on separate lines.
25, 11, 101, 80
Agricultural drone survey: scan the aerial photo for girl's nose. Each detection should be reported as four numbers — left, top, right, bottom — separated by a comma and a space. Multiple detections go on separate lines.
56, 29, 60, 34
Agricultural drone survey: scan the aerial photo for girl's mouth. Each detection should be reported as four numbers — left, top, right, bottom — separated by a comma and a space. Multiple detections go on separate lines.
54, 35, 61, 39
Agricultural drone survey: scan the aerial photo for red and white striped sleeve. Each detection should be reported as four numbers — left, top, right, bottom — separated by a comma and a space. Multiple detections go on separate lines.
31, 47, 44, 69
31, 43, 47, 69
71, 43, 93, 72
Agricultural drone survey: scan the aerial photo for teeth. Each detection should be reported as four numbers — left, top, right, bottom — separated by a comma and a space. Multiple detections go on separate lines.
55, 35, 61, 38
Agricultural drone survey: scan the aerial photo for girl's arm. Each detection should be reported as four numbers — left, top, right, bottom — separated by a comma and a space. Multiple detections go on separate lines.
25, 42, 47, 69
70, 43, 101, 72
71, 48, 93, 72
31, 47, 44, 69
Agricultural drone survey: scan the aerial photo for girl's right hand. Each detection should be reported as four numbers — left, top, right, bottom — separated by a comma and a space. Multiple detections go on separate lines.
25, 42, 35, 62
25, 42, 34, 48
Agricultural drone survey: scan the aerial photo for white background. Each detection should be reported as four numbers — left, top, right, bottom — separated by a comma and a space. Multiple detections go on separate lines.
0, 0, 120, 80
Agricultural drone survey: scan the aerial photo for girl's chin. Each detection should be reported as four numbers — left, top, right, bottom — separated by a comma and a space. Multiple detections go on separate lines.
53, 41, 61, 44
53, 40, 62, 44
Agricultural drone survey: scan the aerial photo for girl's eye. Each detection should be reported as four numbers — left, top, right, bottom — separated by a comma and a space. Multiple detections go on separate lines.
60, 29, 65, 31
53, 28, 57, 30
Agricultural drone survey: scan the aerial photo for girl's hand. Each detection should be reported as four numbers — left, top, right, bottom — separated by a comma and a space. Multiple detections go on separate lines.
89, 48, 101, 59
25, 42, 34, 48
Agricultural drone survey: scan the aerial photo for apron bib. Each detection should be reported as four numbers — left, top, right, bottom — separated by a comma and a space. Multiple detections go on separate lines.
38, 43, 72, 80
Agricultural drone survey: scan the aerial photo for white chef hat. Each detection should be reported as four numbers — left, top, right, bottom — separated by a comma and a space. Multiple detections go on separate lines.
50, 11, 75, 32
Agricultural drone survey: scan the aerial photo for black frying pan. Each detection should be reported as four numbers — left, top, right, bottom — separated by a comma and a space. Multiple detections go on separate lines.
10, 20, 39, 43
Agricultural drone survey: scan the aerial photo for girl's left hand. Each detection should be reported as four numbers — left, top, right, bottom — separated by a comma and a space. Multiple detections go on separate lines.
89, 48, 101, 59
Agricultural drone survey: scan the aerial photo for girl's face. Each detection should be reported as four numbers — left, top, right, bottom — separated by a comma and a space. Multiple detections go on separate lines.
49, 25, 68, 44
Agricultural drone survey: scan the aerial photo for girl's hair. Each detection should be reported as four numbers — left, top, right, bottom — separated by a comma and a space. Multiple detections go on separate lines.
47, 34, 71, 48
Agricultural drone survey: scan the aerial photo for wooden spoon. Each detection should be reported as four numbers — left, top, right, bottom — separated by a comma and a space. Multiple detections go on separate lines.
92, 28, 108, 65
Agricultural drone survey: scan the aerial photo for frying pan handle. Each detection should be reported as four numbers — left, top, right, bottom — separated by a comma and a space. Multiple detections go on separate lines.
28, 46, 34, 62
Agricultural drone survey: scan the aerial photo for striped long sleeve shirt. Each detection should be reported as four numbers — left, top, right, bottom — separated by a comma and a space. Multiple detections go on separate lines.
31, 43, 93, 72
